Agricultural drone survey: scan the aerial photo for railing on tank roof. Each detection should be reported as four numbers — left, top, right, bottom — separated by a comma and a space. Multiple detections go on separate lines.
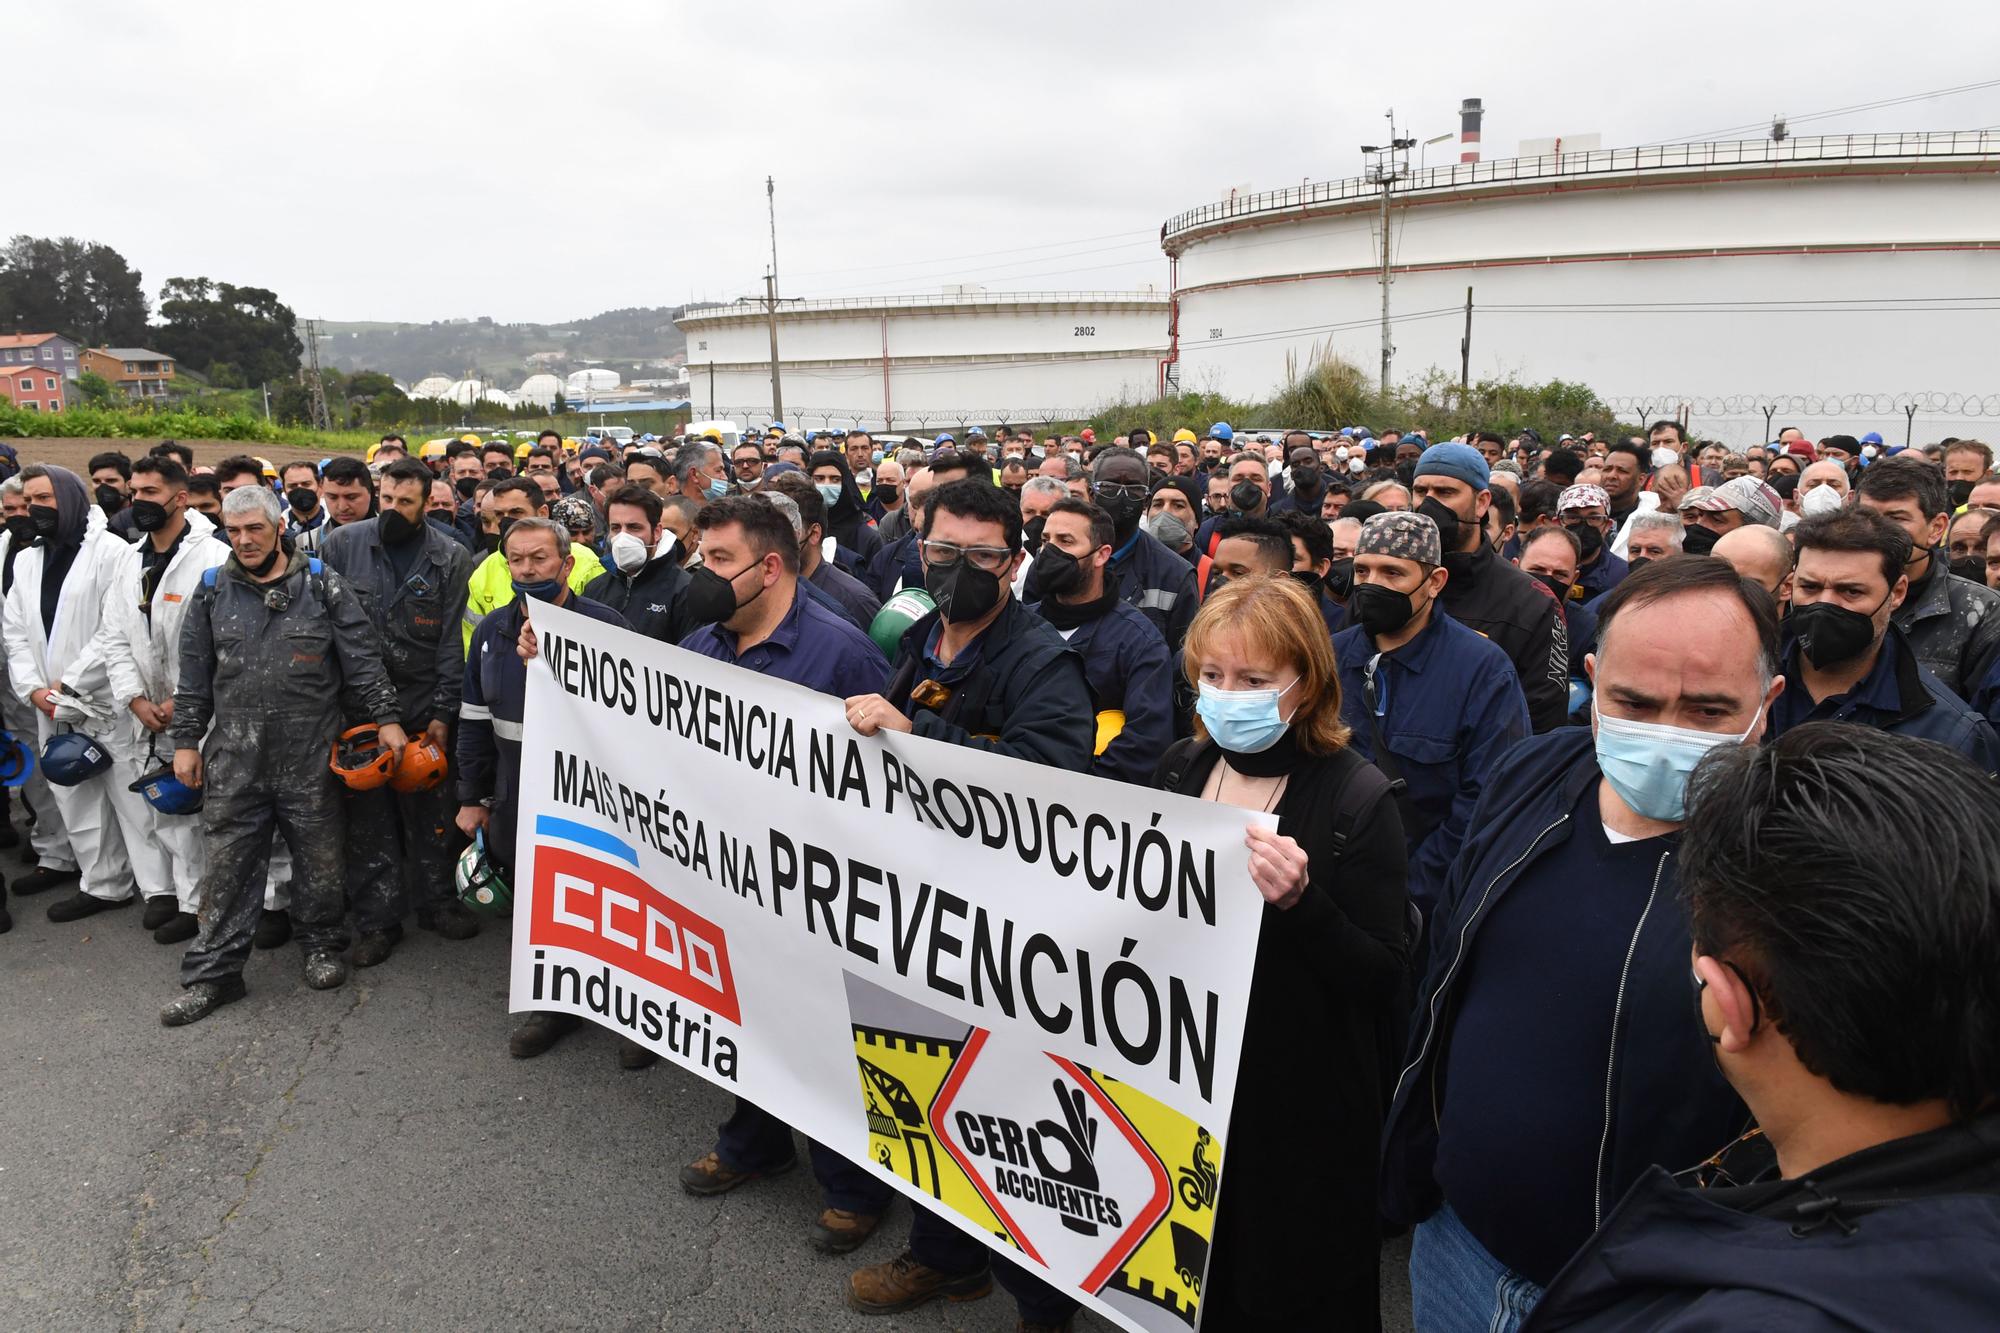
1161, 131, 2000, 240
678, 290, 1169, 319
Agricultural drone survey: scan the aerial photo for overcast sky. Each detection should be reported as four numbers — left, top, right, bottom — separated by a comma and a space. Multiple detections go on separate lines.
16, 1, 1999, 325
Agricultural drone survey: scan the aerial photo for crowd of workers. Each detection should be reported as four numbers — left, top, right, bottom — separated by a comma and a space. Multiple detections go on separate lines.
1, 413, 1995, 1332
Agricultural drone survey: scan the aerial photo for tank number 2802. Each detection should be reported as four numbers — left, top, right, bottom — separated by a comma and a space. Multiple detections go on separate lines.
1073, 326, 1096, 336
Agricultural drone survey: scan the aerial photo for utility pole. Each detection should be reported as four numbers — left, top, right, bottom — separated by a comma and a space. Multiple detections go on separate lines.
1459, 286, 1474, 392
302, 318, 331, 431
765, 175, 785, 424
1362, 117, 1415, 398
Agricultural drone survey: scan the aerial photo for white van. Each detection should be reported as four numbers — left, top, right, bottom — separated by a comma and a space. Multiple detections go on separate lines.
586, 426, 636, 447
684, 419, 743, 451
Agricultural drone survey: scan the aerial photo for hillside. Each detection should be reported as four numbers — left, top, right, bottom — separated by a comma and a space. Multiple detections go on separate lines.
317, 306, 689, 387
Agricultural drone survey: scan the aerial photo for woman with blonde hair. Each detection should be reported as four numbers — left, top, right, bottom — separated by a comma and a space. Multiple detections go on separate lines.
1164, 574, 1410, 1330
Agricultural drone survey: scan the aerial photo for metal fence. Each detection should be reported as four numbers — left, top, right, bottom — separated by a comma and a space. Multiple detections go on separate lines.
1162, 131, 2000, 240
680, 291, 1168, 320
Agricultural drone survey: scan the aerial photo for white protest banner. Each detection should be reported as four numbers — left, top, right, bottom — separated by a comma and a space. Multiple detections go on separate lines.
507, 600, 1268, 1332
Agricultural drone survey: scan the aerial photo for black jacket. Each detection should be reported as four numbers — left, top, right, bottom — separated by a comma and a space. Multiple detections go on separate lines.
583, 553, 726, 646
1380, 728, 1748, 1236
1159, 738, 1409, 1326
1438, 541, 1570, 733
320, 517, 473, 728
887, 599, 1093, 772
808, 450, 884, 576
1526, 1113, 2000, 1331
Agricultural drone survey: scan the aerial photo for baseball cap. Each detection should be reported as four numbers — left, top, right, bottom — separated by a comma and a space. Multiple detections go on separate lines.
1689, 476, 1783, 529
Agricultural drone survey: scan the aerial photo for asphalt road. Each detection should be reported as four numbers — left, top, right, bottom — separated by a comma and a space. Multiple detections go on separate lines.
1, 843, 1415, 1333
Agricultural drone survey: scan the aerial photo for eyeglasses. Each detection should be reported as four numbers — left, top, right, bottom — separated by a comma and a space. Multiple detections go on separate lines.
920, 540, 1014, 574
1093, 482, 1149, 502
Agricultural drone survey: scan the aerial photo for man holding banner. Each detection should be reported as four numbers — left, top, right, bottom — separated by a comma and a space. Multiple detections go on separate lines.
454, 516, 626, 1061
844, 476, 1099, 1324
666, 494, 902, 1257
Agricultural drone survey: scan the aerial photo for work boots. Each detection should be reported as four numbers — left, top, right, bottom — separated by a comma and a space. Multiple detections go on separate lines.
153, 912, 198, 945
508, 1011, 582, 1058
846, 1252, 992, 1314
678, 1150, 796, 1198
47, 891, 133, 923
160, 977, 248, 1027
141, 896, 179, 931
12, 866, 80, 895
302, 951, 348, 990
253, 909, 292, 949
351, 923, 404, 968
417, 901, 480, 940
810, 1208, 882, 1255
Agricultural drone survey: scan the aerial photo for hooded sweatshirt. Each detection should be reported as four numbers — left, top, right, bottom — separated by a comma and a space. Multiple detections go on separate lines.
807, 449, 883, 571
37, 465, 92, 636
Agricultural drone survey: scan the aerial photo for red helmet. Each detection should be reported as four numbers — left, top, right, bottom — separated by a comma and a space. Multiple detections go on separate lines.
391, 738, 449, 793
329, 725, 395, 791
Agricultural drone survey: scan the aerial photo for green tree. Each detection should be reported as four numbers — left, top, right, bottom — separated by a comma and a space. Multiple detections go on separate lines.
206, 361, 247, 389
154, 278, 304, 387
75, 370, 120, 406
0, 235, 151, 346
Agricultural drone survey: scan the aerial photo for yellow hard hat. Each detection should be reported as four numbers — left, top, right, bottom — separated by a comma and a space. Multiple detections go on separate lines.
697, 428, 723, 443
255, 456, 277, 479
459, 433, 482, 446
514, 441, 533, 459
1173, 428, 1197, 444
419, 439, 448, 461
1093, 709, 1126, 757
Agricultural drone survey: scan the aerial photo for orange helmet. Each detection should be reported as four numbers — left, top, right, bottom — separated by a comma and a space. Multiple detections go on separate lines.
390, 738, 449, 793
329, 725, 395, 790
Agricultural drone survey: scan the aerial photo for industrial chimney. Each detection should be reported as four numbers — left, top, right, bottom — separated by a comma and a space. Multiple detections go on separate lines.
1460, 98, 1484, 164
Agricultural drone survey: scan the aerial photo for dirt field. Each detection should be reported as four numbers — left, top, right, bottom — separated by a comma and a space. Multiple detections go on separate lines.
5, 437, 351, 473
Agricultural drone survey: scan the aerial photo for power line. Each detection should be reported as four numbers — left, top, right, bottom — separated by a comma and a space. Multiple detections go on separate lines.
1643, 77, 2000, 146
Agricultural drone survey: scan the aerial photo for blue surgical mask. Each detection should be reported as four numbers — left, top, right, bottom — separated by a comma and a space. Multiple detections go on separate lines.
706, 477, 730, 500
1593, 703, 1765, 822
1196, 678, 1299, 754
871, 449, 885, 465
511, 577, 563, 603
816, 482, 843, 507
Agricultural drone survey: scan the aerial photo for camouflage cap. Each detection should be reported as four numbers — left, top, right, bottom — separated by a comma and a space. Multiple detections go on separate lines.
1356, 510, 1441, 567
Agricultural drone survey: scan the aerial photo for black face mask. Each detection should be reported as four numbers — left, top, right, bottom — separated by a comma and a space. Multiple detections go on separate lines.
1229, 480, 1264, 513
1682, 523, 1721, 555
926, 558, 1005, 624
1098, 493, 1145, 542
454, 476, 480, 499
476, 530, 501, 555
687, 562, 762, 624
29, 505, 61, 541
487, 467, 512, 481
1792, 596, 1886, 669
1565, 520, 1605, 563
1324, 556, 1354, 599
875, 484, 899, 505
130, 499, 171, 533
243, 542, 283, 579
1533, 571, 1573, 604
1949, 555, 1985, 583
1625, 556, 1652, 577
1204, 571, 1230, 601
379, 509, 422, 547
1288, 568, 1323, 594
1350, 581, 1427, 637
5, 513, 35, 546
1417, 496, 1463, 553
1947, 479, 1975, 509
1290, 465, 1320, 493
1024, 545, 1086, 601
95, 484, 126, 513
1022, 515, 1047, 556
287, 487, 319, 515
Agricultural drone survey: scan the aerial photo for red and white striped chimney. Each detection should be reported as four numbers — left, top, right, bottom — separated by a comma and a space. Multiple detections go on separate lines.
1460, 97, 1483, 164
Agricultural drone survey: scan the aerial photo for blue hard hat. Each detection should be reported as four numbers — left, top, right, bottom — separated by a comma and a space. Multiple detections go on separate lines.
1208, 422, 1234, 442
41, 732, 111, 787
130, 764, 203, 815
0, 730, 33, 789
1860, 431, 1883, 445
769, 420, 786, 431
933, 433, 955, 446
